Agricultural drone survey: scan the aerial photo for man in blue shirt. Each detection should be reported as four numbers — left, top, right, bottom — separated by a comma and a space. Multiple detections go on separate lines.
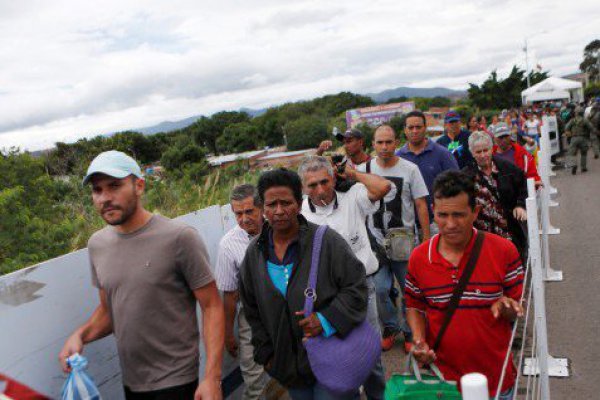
436, 110, 474, 168
396, 110, 459, 226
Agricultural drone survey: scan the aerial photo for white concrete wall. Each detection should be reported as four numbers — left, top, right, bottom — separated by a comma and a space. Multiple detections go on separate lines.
0, 204, 240, 399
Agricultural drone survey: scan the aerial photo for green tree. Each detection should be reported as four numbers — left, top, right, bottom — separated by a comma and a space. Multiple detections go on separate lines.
217, 122, 260, 153
252, 108, 285, 147
468, 66, 549, 109
413, 97, 432, 111
284, 116, 328, 150
579, 39, 600, 82
584, 82, 600, 98
108, 131, 159, 164
191, 111, 250, 154
385, 96, 409, 104
388, 114, 407, 137
160, 136, 208, 178
312, 92, 375, 117
429, 96, 452, 107
354, 123, 375, 149
0, 150, 82, 274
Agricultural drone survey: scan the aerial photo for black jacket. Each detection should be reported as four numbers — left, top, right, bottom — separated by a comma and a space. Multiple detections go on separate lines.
239, 215, 368, 388
463, 156, 528, 253
437, 129, 474, 169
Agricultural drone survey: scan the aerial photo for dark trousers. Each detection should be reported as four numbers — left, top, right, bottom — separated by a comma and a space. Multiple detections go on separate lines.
124, 380, 198, 400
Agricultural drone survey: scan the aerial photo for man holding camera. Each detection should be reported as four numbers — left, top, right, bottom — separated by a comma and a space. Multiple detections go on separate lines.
299, 155, 393, 400
316, 128, 371, 168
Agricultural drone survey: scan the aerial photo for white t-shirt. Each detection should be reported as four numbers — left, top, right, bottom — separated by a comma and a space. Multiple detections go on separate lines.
358, 157, 429, 246
525, 119, 540, 137
301, 183, 387, 275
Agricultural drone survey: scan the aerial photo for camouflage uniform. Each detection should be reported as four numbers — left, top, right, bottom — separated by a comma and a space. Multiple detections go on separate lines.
588, 105, 600, 159
565, 114, 597, 173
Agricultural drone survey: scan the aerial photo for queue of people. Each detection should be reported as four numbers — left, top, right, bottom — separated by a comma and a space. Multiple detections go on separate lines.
61, 102, 587, 399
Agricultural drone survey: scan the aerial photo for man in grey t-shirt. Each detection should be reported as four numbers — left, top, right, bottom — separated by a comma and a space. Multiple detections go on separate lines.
58, 151, 225, 400
358, 125, 430, 353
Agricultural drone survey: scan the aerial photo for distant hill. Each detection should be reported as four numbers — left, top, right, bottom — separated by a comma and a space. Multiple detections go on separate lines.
240, 107, 267, 117
123, 86, 466, 137
135, 115, 202, 135
135, 107, 267, 135
367, 87, 467, 103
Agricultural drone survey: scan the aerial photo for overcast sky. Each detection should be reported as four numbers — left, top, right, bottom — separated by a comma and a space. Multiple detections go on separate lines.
1, 0, 598, 151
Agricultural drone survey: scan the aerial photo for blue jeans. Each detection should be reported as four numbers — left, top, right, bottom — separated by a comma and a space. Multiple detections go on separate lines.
288, 384, 359, 400
373, 260, 411, 338
363, 276, 386, 400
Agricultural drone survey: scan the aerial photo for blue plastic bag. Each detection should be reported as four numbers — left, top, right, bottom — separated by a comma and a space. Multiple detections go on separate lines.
61, 353, 102, 400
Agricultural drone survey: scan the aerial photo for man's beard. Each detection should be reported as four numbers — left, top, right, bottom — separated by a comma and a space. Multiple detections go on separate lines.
102, 198, 138, 226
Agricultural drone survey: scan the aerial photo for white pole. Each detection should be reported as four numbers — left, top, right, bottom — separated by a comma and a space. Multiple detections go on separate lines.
461, 373, 489, 400
525, 195, 551, 400
540, 185, 563, 281
540, 118, 557, 175
539, 177, 560, 236
527, 177, 536, 199
538, 148, 558, 196
524, 39, 531, 88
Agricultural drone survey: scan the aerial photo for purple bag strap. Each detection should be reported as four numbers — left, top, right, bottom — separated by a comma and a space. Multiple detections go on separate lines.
303, 225, 328, 317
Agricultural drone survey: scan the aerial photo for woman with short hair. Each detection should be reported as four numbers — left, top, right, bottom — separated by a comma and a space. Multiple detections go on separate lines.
462, 131, 528, 256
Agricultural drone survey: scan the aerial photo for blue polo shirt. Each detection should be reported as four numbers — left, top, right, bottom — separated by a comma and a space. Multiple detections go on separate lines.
267, 229, 336, 337
396, 139, 459, 219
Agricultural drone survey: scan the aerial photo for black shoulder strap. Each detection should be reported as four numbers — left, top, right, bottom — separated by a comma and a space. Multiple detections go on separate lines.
432, 231, 485, 352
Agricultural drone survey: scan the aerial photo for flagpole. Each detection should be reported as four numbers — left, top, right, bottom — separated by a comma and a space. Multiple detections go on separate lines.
524, 39, 531, 88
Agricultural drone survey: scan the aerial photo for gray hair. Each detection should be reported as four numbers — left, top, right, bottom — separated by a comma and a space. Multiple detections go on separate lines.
297, 156, 334, 182
230, 184, 262, 207
468, 131, 493, 152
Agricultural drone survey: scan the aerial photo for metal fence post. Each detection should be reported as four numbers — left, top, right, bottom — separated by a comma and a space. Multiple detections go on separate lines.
537, 148, 561, 232
539, 185, 563, 282
523, 179, 570, 391
537, 148, 559, 207
524, 194, 551, 399
540, 119, 557, 177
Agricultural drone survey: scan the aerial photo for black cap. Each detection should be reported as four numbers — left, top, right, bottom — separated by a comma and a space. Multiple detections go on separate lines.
335, 128, 364, 141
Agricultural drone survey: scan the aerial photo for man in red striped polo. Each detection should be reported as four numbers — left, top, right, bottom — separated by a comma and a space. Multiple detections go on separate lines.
405, 170, 524, 400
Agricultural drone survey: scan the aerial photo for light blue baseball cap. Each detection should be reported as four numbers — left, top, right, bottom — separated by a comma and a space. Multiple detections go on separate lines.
82, 150, 143, 184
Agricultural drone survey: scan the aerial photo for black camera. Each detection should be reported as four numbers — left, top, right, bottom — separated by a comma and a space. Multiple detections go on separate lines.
330, 154, 347, 174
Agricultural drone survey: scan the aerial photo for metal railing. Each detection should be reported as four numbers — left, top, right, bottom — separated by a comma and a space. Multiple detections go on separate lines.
461, 127, 571, 400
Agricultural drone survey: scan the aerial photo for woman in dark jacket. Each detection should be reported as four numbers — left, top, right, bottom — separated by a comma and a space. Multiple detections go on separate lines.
463, 131, 528, 256
239, 169, 367, 399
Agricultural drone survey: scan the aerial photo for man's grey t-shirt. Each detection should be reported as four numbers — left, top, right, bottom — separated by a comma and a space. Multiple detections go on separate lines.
88, 215, 214, 392
358, 157, 428, 245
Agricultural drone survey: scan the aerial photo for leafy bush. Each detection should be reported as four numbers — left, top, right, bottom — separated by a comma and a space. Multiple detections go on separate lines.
285, 116, 328, 150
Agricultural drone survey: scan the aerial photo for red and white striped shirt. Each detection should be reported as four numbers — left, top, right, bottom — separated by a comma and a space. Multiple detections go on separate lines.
405, 230, 524, 397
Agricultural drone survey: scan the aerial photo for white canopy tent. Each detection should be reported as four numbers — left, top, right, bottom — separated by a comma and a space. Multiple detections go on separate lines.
521, 77, 584, 104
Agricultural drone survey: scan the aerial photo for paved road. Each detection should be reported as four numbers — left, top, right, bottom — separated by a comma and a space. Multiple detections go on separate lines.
380, 155, 600, 399
547, 155, 600, 399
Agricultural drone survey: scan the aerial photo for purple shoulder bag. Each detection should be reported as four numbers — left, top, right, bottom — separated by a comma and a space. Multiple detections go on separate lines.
303, 225, 381, 394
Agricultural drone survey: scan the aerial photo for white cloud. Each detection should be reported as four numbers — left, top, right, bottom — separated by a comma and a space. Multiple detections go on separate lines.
0, 0, 599, 150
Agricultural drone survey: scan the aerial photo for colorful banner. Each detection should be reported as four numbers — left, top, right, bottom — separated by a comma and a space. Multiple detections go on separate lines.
345, 101, 415, 128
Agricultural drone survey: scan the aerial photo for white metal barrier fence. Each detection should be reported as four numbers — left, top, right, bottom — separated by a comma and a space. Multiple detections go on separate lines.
460, 126, 570, 400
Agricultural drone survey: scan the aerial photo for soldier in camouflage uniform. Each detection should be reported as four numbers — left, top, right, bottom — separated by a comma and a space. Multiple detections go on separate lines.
565, 107, 598, 174
586, 98, 600, 159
